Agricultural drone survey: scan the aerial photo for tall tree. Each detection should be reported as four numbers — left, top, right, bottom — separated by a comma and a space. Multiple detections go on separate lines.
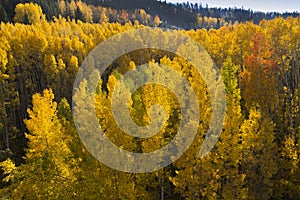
0, 89, 78, 199
14, 3, 45, 24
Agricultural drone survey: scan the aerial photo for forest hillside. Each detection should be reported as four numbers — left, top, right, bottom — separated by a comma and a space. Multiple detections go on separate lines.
0, 1, 300, 199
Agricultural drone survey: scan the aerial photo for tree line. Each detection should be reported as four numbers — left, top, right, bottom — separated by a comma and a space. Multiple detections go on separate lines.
0, 0, 299, 29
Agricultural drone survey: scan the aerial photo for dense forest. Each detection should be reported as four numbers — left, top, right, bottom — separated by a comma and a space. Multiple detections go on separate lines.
0, 1, 300, 199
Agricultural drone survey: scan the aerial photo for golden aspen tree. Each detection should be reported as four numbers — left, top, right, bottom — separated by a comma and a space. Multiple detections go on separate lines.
14, 3, 45, 24
73, 70, 160, 199
43, 54, 58, 86
153, 15, 162, 27
274, 133, 300, 198
215, 58, 247, 199
166, 55, 218, 199
100, 9, 109, 24
0, 89, 77, 199
59, 0, 67, 17
67, 0, 77, 20
240, 107, 278, 199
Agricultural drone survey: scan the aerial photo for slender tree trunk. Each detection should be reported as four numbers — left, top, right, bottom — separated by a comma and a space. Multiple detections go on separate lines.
158, 170, 164, 200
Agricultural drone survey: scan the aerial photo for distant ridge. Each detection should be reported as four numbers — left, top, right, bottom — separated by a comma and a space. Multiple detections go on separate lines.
0, 0, 299, 29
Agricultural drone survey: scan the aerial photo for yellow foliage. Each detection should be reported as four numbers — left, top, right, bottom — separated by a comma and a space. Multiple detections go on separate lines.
14, 3, 45, 24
